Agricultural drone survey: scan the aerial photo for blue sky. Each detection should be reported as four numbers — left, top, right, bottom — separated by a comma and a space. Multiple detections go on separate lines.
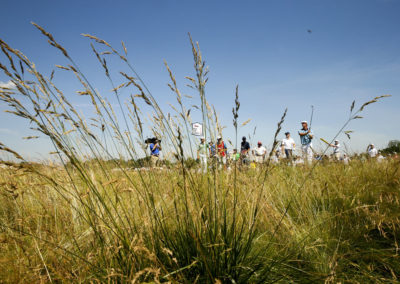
0, 0, 399, 160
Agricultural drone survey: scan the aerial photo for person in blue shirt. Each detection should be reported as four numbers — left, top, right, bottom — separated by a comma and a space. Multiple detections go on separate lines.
298, 121, 314, 164
209, 141, 216, 158
149, 139, 161, 167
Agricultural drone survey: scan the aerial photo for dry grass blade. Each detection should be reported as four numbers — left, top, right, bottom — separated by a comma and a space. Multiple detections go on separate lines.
55, 65, 70, 71
81, 33, 111, 47
111, 83, 126, 92
350, 100, 355, 112
232, 85, 240, 129
359, 95, 390, 112
1, 45, 17, 72
134, 94, 152, 106
0, 143, 24, 160
359, 100, 377, 111
374, 94, 391, 100
121, 41, 128, 56
241, 118, 251, 127
31, 22, 69, 57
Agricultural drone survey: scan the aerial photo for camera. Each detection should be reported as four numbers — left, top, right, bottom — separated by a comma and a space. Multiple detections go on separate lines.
145, 137, 161, 144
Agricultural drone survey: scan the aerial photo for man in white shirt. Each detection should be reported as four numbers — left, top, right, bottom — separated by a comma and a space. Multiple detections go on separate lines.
281, 132, 296, 159
329, 140, 341, 160
367, 144, 378, 158
377, 152, 385, 163
342, 153, 350, 165
253, 141, 267, 163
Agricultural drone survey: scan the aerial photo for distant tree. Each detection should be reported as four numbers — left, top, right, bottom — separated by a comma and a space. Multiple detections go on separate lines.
388, 140, 400, 148
131, 157, 151, 168
382, 140, 400, 154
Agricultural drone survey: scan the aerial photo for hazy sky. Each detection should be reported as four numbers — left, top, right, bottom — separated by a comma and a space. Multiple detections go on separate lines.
0, 0, 399, 160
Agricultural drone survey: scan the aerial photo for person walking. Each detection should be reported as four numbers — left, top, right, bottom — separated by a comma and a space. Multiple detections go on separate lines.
298, 121, 314, 164
216, 136, 227, 169
281, 132, 296, 160
253, 141, 267, 164
197, 136, 209, 173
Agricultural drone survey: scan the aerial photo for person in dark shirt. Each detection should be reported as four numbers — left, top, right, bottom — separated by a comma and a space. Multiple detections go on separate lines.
240, 136, 250, 165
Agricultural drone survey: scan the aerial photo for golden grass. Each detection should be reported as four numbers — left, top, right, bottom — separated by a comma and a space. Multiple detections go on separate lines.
0, 160, 399, 282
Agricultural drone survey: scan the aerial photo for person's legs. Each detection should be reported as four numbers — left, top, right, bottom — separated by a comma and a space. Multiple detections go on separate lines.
200, 154, 207, 173
242, 153, 250, 166
306, 146, 313, 164
285, 149, 293, 165
301, 145, 307, 163
217, 156, 223, 170
302, 145, 313, 165
285, 149, 290, 159
151, 155, 159, 168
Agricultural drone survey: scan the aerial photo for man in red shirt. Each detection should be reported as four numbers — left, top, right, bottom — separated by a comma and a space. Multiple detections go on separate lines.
216, 136, 227, 169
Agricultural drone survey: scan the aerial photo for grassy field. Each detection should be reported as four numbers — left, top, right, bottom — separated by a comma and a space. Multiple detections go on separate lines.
1, 160, 399, 283
0, 23, 398, 283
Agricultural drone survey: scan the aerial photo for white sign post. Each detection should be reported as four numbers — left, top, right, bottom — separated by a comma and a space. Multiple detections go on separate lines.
192, 122, 203, 136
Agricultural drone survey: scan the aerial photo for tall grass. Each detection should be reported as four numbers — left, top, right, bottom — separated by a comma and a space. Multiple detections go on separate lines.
0, 23, 398, 283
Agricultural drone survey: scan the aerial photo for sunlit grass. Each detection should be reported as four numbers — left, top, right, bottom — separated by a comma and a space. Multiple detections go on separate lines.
1, 160, 399, 282
0, 22, 398, 283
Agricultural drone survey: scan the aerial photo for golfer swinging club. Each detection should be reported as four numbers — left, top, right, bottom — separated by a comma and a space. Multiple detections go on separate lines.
298, 120, 314, 164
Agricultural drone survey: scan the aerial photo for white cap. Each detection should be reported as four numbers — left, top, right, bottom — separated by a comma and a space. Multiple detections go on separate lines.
334, 139, 339, 142
301, 120, 308, 124
217, 135, 222, 139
